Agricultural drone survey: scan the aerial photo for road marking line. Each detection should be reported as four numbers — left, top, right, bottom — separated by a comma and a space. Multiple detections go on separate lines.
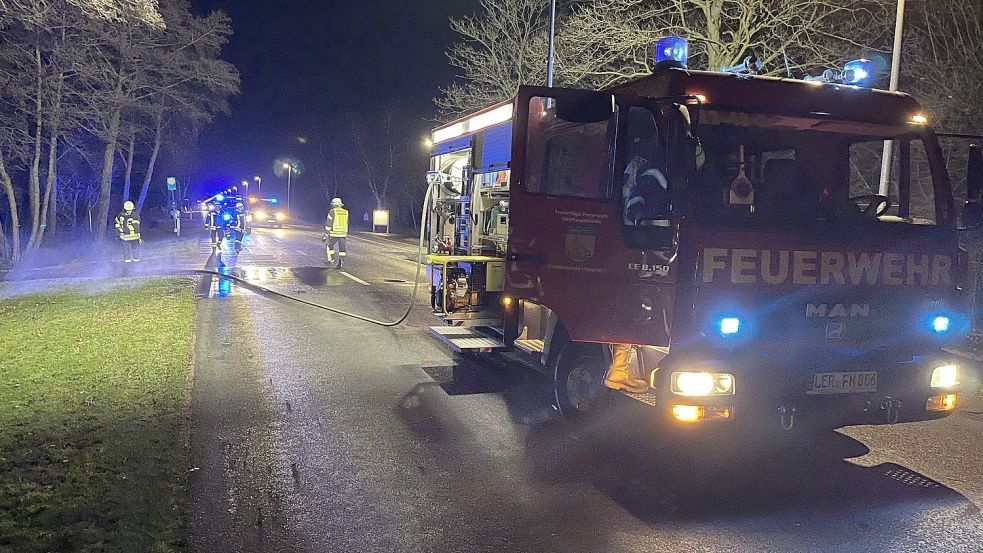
339, 271, 370, 286
295, 249, 308, 256
351, 232, 417, 247
349, 233, 417, 251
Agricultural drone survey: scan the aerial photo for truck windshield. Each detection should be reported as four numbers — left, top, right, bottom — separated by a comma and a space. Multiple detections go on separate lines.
684, 110, 942, 226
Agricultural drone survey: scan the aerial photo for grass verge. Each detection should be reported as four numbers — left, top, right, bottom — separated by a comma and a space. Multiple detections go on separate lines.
0, 278, 195, 552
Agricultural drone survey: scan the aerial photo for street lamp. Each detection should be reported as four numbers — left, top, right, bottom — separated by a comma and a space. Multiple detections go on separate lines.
282, 163, 292, 214
547, 0, 556, 87
878, 0, 907, 197
242, 180, 249, 196
253, 175, 261, 196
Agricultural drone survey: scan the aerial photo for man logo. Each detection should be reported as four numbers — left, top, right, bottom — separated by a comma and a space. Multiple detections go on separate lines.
806, 303, 870, 318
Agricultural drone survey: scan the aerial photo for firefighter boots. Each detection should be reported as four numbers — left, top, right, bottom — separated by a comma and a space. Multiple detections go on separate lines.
604, 344, 649, 393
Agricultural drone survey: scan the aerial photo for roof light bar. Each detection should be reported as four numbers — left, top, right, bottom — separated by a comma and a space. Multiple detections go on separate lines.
432, 103, 514, 145
804, 58, 875, 87
842, 58, 875, 86
721, 54, 762, 75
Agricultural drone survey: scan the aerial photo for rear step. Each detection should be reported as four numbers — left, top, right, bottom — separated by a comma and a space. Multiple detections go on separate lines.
436, 315, 504, 327
429, 326, 508, 353
513, 339, 544, 356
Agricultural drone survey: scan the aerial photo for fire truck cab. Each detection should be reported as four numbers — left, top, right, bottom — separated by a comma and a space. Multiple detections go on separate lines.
425, 55, 975, 432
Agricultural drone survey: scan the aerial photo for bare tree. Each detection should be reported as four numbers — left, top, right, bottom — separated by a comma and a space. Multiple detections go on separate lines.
0, 0, 236, 254
131, 2, 238, 213
437, 0, 550, 115
74, 0, 236, 239
347, 108, 400, 210
901, 0, 982, 138
0, 0, 163, 28
438, 0, 886, 115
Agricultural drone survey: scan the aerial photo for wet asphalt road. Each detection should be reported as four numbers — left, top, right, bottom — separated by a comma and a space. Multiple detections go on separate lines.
188, 224, 983, 553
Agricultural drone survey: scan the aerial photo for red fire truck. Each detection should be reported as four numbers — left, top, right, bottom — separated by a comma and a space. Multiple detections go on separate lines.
424, 41, 981, 432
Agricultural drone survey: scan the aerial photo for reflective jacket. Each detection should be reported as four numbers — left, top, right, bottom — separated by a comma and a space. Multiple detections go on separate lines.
326, 207, 349, 237
115, 210, 141, 241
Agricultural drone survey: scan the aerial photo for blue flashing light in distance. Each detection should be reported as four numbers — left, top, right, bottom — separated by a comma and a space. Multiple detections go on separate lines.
720, 317, 741, 336
215, 194, 225, 202
842, 58, 874, 86
932, 315, 951, 334
222, 213, 232, 222
655, 36, 688, 68
270, 198, 279, 204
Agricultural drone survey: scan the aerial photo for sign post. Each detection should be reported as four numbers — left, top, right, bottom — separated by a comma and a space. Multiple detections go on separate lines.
166, 177, 180, 236
372, 209, 390, 234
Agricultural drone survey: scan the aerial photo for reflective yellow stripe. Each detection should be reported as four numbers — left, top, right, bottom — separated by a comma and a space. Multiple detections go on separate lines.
330, 208, 349, 237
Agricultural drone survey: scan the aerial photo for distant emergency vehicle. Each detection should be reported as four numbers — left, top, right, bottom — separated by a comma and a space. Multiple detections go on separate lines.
422, 37, 980, 432
247, 196, 287, 228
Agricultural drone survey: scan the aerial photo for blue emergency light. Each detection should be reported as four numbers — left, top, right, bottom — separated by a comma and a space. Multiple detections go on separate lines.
222, 213, 232, 222
215, 194, 225, 202
842, 58, 875, 86
270, 198, 279, 204
654, 36, 688, 68
719, 317, 741, 336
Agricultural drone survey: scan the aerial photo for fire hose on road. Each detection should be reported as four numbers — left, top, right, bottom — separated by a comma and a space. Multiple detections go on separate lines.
183, 184, 435, 327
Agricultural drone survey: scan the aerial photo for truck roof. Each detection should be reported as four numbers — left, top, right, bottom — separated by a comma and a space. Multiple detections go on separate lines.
611, 67, 926, 130
431, 68, 929, 143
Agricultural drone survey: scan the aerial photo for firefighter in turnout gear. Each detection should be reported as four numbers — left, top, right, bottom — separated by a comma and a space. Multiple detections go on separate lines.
323, 197, 349, 268
115, 201, 142, 263
231, 201, 246, 253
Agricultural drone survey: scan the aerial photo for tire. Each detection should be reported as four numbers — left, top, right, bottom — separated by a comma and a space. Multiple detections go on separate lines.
553, 341, 611, 421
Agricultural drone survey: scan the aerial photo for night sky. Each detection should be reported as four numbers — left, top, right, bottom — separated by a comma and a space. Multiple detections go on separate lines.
185, 0, 480, 216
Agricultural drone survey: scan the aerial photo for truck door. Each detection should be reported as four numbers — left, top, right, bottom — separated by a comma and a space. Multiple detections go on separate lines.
506, 86, 676, 345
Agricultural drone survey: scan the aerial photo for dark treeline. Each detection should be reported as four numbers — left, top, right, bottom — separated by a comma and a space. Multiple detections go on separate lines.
0, 0, 238, 263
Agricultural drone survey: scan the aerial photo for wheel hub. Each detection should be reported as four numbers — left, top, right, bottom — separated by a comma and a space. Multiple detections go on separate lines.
566, 365, 600, 412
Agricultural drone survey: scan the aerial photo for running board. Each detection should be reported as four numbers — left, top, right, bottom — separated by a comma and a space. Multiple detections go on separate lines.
429, 326, 509, 353
621, 389, 659, 407
439, 317, 504, 327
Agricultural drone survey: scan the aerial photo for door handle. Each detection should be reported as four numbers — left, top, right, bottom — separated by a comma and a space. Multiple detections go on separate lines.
508, 251, 548, 266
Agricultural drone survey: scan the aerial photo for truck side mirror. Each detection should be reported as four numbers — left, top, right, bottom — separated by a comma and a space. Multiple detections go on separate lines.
555, 93, 615, 124
961, 145, 983, 229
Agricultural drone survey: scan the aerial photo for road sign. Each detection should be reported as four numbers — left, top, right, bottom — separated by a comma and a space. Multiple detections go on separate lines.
166, 176, 177, 191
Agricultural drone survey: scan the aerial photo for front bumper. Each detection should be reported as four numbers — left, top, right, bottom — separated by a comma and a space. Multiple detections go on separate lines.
649, 353, 964, 430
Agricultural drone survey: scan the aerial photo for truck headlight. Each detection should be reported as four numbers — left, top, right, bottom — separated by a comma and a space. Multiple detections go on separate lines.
930, 364, 959, 388
254, 210, 266, 220
671, 371, 736, 396
275, 212, 286, 220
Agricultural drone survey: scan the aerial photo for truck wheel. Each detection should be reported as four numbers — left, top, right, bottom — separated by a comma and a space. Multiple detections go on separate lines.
553, 342, 610, 420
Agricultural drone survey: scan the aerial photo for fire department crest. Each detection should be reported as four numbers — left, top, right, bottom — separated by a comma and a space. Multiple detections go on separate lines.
564, 225, 596, 263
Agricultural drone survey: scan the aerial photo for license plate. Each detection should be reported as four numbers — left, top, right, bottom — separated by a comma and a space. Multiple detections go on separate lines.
807, 371, 878, 395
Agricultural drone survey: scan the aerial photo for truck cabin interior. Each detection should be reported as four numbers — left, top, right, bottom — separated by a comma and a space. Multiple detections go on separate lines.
682, 112, 942, 227
609, 68, 953, 230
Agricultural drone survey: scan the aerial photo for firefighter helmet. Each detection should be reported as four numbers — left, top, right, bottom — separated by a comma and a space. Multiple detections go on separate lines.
331, 197, 343, 207
123, 201, 135, 211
